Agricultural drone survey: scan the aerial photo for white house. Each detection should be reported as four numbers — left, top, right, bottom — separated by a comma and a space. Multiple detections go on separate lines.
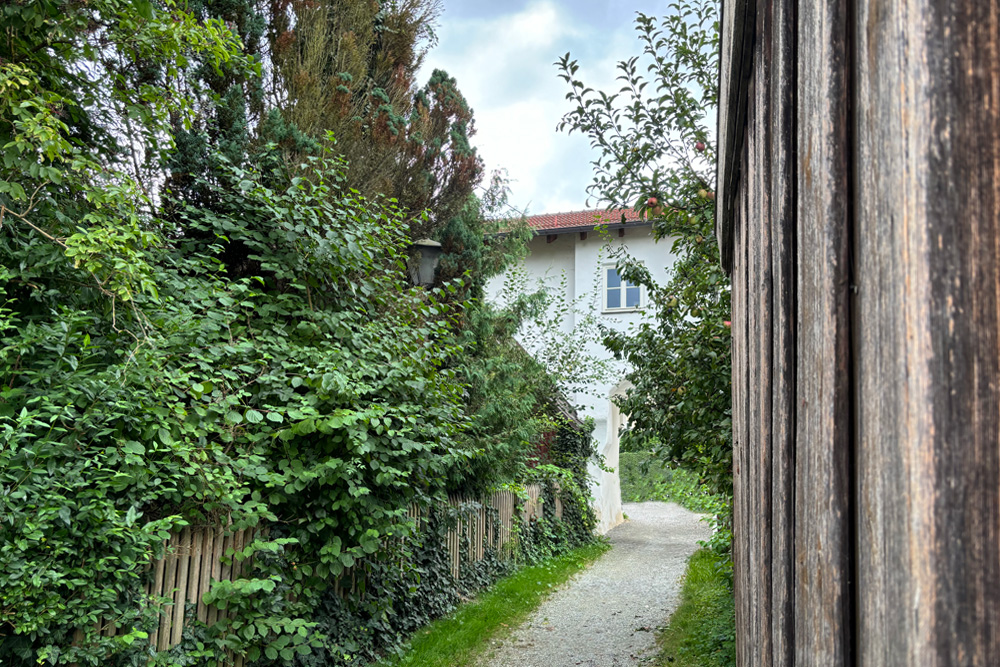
485, 208, 679, 534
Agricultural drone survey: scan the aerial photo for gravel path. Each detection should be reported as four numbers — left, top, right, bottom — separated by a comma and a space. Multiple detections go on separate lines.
479, 501, 711, 667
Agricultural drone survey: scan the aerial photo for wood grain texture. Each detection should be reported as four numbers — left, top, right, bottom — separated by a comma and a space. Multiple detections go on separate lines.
767, 0, 796, 664
197, 528, 214, 623
749, 0, 774, 661
855, 1, 1000, 664
171, 528, 191, 646
727, 1, 798, 663
794, 0, 853, 663
723, 0, 999, 663
733, 146, 751, 667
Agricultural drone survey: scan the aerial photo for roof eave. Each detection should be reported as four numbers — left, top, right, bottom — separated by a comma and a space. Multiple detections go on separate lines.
715, 0, 756, 275
532, 219, 654, 236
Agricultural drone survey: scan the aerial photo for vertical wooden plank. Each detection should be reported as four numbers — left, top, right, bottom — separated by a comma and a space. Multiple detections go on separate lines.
171, 527, 191, 646
198, 528, 214, 624
745, 68, 762, 667
467, 507, 474, 565
501, 492, 509, 549
495, 493, 502, 550
853, 1, 914, 663
794, 0, 853, 662
733, 143, 751, 667
510, 489, 515, 545
499, 495, 504, 548
769, 0, 797, 664
507, 490, 514, 548
149, 538, 167, 650
219, 528, 234, 630
220, 531, 234, 584
158, 534, 178, 651
854, 1, 1000, 664
744, 0, 778, 658
717, 0, 758, 270
229, 528, 243, 583
68, 628, 85, 667
451, 516, 460, 580
487, 497, 495, 550
509, 489, 516, 538
477, 505, 485, 561
187, 528, 203, 612
206, 527, 224, 627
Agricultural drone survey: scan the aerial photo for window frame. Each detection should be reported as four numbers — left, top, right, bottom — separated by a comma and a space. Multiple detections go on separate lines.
602, 263, 644, 313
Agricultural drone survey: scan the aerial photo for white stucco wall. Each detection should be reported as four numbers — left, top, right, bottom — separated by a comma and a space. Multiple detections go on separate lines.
486, 224, 678, 534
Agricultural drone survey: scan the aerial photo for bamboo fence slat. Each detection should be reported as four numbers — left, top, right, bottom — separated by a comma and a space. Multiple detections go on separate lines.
170, 527, 191, 646
158, 533, 177, 651
186, 527, 203, 613
197, 527, 214, 624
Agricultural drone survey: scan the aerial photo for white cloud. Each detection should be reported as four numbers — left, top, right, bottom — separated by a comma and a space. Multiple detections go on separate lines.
421, 0, 652, 214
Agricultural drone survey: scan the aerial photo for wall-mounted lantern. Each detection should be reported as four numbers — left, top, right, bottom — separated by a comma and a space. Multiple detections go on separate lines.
408, 239, 443, 287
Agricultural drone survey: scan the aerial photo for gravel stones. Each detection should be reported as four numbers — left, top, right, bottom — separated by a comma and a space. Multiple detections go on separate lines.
480, 501, 712, 667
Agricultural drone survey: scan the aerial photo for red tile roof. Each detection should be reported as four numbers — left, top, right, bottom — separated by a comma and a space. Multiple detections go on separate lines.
527, 208, 647, 232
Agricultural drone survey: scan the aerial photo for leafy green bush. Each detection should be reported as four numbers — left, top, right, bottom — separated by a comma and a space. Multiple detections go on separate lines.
2, 140, 606, 663
0, 2, 601, 664
619, 452, 721, 515
618, 451, 673, 502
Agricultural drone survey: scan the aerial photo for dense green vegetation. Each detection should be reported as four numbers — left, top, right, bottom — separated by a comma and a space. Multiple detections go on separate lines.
0, 1, 597, 665
619, 452, 723, 515
384, 540, 610, 667
618, 451, 673, 502
654, 549, 735, 667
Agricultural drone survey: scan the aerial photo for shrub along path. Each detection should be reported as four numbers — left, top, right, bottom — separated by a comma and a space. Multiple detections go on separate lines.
478, 501, 711, 667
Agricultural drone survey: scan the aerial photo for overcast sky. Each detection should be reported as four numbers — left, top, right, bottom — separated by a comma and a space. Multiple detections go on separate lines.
421, 0, 664, 217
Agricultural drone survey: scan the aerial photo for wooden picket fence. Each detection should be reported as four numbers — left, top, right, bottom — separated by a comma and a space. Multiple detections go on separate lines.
131, 485, 558, 658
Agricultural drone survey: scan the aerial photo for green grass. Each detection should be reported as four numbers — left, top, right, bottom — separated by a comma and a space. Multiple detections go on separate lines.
382, 540, 611, 667
654, 548, 736, 667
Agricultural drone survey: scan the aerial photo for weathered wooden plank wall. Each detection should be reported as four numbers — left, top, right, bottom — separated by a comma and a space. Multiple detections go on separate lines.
766, 0, 796, 663
793, 0, 854, 663
854, 2, 1000, 664
747, 0, 773, 663
717, 0, 1000, 664
732, 132, 749, 667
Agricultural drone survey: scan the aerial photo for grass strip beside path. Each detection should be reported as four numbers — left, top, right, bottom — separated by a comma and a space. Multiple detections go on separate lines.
654, 548, 736, 667
384, 541, 611, 667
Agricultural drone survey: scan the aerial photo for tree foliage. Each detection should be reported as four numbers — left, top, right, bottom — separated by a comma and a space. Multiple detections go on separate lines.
268, 0, 483, 239
556, 0, 732, 515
